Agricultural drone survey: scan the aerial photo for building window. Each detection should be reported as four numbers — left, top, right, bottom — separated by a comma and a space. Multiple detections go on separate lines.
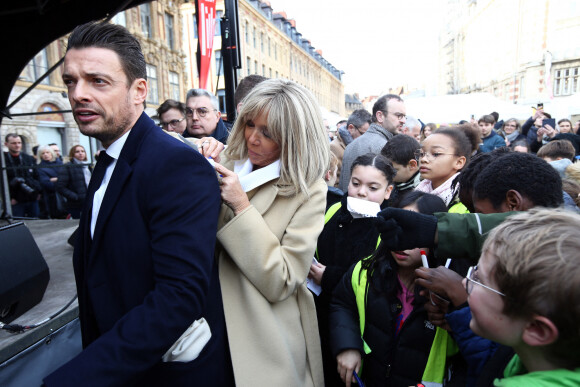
275, 71, 278, 78
519, 76, 525, 98
554, 67, 579, 96
275, 44, 277, 59
245, 21, 249, 44
262, 64, 265, 76
254, 60, 258, 74
111, 11, 126, 26
169, 71, 180, 101
268, 38, 271, 56
193, 15, 198, 39
260, 33, 264, 53
146, 64, 158, 104
215, 50, 223, 76
165, 13, 175, 49
217, 89, 226, 114
246, 57, 251, 76
269, 68, 272, 78
215, 11, 223, 36
140, 4, 152, 38
22, 48, 49, 84
253, 27, 257, 48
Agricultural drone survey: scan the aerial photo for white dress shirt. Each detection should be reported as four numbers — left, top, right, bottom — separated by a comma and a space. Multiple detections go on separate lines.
91, 130, 131, 238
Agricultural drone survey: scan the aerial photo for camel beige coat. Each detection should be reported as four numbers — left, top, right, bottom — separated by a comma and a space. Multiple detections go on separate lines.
216, 159, 326, 387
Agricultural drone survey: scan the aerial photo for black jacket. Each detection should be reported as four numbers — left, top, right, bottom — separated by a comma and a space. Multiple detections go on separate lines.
3, 151, 41, 202
330, 263, 437, 387
56, 161, 90, 210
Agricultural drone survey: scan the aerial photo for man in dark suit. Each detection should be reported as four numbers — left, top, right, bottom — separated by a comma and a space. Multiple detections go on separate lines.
44, 22, 233, 386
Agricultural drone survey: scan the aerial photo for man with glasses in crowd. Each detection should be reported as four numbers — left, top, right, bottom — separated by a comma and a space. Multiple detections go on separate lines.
156, 99, 187, 135
184, 88, 230, 144
339, 94, 406, 191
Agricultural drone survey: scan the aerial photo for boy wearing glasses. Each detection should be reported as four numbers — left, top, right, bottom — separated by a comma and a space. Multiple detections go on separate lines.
464, 208, 580, 385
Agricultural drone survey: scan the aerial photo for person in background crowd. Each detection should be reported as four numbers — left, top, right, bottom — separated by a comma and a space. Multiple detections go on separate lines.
339, 94, 406, 191
521, 109, 550, 146
478, 114, 506, 152
184, 88, 230, 143
498, 118, 525, 147
558, 118, 573, 133
422, 122, 436, 141
402, 115, 422, 142
234, 74, 267, 112
537, 140, 575, 178
156, 99, 187, 135
324, 152, 343, 208
490, 111, 503, 130
330, 109, 372, 188
49, 143, 63, 161
56, 145, 91, 219
3, 133, 41, 218
381, 134, 421, 203
511, 140, 530, 153
37, 145, 65, 219
212, 79, 329, 387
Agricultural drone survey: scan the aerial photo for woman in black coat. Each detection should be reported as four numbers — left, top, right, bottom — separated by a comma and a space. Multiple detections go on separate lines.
37, 145, 65, 218
56, 145, 91, 219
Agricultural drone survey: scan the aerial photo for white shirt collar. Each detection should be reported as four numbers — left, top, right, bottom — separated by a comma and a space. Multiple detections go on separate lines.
104, 129, 131, 160
234, 158, 281, 192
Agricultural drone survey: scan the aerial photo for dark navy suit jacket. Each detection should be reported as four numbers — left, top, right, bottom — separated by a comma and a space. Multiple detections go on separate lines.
44, 113, 233, 386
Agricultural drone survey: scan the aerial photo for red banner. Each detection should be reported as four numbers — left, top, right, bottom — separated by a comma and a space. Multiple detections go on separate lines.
197, 0, 216, 90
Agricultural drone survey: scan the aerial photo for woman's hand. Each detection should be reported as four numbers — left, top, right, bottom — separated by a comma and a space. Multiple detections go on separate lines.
336, 349, 362, 387
308, 262, 326, 285
195, 137, 224, 162
214, 162, 251, 215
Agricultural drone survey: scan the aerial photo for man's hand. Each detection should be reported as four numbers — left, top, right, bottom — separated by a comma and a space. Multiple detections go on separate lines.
375, 208, 438, 251
336, 349, 362, 387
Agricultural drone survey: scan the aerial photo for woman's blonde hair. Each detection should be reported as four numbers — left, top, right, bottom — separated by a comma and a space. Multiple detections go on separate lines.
36, 145, 56, 163
225, 79, 329, 197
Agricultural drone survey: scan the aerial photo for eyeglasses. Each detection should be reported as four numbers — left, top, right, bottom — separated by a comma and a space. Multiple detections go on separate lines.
381, 110, 406, 121
185, 107, 217, 118
414, 150, 457, 161
159, 117, 185, 128
465, 265, 505, 297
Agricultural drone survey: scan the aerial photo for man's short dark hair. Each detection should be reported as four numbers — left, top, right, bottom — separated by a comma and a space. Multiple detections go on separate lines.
490, 111, 499, 123
67, 22, 146, 85
381, 134, 420, 165
478, 114, 495, 125
347, 109, 372, 130
473, 152, 563, 209
157, 99, 186, 118
371, 94, 403, 123
5, 133, 20, 142
234, 75, 267, 106
537, 140, 576, 161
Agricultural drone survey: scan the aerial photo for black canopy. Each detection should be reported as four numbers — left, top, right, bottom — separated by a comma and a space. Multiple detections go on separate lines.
0, 0, 151, 116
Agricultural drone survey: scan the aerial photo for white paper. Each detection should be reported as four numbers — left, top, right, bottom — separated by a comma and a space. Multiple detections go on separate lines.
307, 257, 322, 296
346, 196, 381, 218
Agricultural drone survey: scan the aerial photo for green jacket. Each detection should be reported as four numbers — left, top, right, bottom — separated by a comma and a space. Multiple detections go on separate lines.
495, 354, 580, 386
435, 212, 517, 262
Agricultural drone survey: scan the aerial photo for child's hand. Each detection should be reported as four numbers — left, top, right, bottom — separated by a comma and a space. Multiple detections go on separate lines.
415, 266, 467, 307
308, 262, 326, 285
336, 349, 362, 387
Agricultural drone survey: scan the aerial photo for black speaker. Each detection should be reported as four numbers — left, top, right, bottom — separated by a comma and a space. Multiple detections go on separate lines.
0, 222, 50, 323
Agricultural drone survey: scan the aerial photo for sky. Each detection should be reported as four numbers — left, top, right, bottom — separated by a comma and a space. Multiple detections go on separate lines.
269, 0, 446, 98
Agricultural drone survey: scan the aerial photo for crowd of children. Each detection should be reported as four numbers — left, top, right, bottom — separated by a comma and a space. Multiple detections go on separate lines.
312, 111, 580, 386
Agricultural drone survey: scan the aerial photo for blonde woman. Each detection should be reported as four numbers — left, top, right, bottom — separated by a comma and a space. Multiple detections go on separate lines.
213, 79, 329, 387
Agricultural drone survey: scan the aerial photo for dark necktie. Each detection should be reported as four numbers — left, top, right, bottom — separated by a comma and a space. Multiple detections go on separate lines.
85, 151, 114, 207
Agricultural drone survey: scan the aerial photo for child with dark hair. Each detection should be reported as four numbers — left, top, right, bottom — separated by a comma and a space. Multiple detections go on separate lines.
330, 192, 453, 387
415, 127, 473, 210
381, 135, 421, 202
478, 114, 506, 152
472, 152, 563, 213
537, 140, 575, 178
311, 153, 396, 386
